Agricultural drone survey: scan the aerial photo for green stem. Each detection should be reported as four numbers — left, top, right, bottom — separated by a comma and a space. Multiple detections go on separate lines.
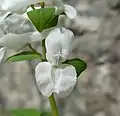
42, 39, 46, 61
28, 44, 37, 53
49, 94, 59, 116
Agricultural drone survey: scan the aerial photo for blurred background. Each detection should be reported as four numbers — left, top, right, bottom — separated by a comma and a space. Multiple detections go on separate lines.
1, 0, 120, 116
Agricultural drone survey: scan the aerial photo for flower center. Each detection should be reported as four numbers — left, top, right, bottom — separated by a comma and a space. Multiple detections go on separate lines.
51, 47, 62, 65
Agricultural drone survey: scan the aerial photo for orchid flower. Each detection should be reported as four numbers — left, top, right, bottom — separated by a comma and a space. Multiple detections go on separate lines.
35, 62, 77, 97
45, 27, 74, 65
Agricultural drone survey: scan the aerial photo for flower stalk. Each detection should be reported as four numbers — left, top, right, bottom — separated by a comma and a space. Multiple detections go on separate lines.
42, 39, 47, 61
49, 94, 60, 116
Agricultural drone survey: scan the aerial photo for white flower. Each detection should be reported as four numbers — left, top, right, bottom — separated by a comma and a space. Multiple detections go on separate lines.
0, 0, 77, 19
35, 62, 77, 97
0, 31, 43, 50
45, 27, 74, 65
0, 12, 55, 63
0, 0, 49, 14
53, 0, 77, 19
0, 30, 45, 63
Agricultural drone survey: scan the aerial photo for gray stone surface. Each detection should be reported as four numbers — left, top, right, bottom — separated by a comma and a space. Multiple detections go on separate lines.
1, 0, 120, 116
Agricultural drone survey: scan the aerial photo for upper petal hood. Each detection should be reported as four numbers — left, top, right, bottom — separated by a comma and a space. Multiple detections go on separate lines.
45, 28, 62, 64
45, 28, 61, 54
45, 27, 75, 64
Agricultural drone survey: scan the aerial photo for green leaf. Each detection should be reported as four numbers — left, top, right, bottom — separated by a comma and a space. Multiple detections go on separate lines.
63, 58, 87, 77
27, 8, 59, 32
8, 109, 51, 116
6, 51, 41, 62
9, 109, 40, 116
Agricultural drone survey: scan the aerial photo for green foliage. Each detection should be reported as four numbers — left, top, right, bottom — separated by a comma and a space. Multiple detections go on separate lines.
27, 8, 59, 32
63, 58, 87, 77
8, 109, 51, 116
6, 51, 41, 62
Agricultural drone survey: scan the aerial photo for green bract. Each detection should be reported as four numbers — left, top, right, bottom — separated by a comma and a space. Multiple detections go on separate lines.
6, 51, 41, 62
27, 8, 59, 32
63, 58, 87, 77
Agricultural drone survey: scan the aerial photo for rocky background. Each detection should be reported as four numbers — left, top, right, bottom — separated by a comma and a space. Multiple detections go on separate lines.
1, 0, 120, 116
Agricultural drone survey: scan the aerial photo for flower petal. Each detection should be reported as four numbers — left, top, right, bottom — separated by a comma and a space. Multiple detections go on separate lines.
0, 47, 6, 63
54, 0, 64, 15
41, 27, 56, 39
35, 62, 54, 97
0, 0, 42, 14
45, 28, 62, 64
46, 28, 61, 54
1, 0, 27, 13
45, 27, 75, 64
29, 31, 44, 42
0, 12, 10, 24
60, 28, 74, 60
61, 27, 74, 49
0, 32, 42, 51
54, 64, 77, 97
61, 28, 74, 48
64, 4, 77, 19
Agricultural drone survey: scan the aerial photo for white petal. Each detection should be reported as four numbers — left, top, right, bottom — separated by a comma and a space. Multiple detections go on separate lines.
0, 0, 42, 14
61, 28, 74, 60
35, 62, 54, 97
45, 28, 62, 64
0, 47, 6, 63
0, 33, 29, 50
41, 27, 56, 39
29, 31, 44, 42
0, 32, 42, 50
61, 28, 74, 49
54, 65, 77, 97
46, 28, 61, 54
54, 0, 64, 15
64, 4, 77, 19
0, 12, 10, 24
0, 28, 4, 37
